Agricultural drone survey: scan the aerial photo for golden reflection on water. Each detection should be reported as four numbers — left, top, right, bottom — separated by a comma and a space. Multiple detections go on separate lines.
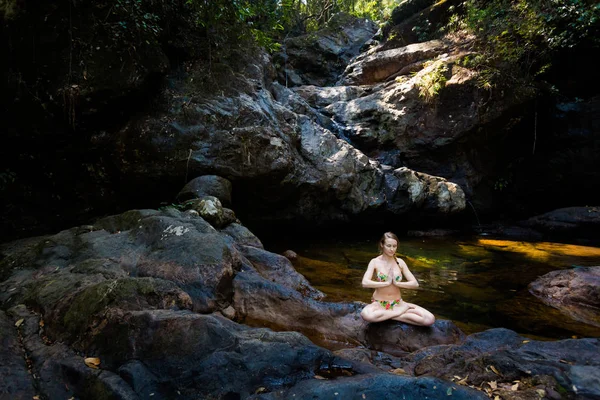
279, 235, 600, 340
476, 239, 600, 260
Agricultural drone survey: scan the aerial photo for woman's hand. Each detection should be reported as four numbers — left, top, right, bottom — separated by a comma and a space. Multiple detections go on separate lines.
391, 271, 402, 286
393, 259, 419, 288
361, 260, 394, 288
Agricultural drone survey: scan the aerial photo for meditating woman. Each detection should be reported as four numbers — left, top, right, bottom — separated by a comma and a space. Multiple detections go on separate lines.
360, 232, 435, 326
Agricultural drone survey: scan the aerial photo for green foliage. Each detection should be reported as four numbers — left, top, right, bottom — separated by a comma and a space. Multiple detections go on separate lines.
416, 61, 448, 102
353, 0, 398, 22
458, 54, 499, 90
0, 170, 17, 192
494, 177, 510, 191
105, 0, 162, 47
186, 0, 287, 54
411, 19, 432, 42
461, 0, 600, 75
0, 0, 18, 20
184, 0, 401, 52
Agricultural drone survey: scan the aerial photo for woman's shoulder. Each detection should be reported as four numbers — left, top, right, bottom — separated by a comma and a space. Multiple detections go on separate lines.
369, 255, 384, 265
396, 257, 408, 267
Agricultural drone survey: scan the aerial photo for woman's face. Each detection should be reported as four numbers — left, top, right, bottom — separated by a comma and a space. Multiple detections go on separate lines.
382, 238, 398, 257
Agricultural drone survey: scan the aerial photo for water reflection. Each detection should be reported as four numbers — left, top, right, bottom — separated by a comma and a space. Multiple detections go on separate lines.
265, 235, 600, 340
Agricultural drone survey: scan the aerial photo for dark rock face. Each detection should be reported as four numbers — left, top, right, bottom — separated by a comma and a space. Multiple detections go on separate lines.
520, 206, 600, 240
5, 303, 352, 400
275, 13, 378, 87
529, 266, 600, 327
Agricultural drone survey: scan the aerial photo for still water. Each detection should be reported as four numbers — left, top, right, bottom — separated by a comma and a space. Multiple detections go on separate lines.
263, 233, 600, 340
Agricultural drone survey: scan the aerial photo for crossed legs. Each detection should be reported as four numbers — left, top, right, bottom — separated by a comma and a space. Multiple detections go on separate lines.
360, 300, 435, 326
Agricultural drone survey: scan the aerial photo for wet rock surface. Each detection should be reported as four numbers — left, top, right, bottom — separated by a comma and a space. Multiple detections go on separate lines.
529, 266, 600, 327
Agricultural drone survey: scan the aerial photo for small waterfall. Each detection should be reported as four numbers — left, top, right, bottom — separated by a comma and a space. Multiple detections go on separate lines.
328, 118, 354, 146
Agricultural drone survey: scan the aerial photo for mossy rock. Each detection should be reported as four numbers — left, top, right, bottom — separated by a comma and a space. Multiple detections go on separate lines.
70, 258, 129, 280
0, 236, 50, 281
93, 210, 160, 233
62, 277, 192, 339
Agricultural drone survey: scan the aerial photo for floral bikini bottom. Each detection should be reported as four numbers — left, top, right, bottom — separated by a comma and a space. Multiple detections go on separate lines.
372, 298, 402, 310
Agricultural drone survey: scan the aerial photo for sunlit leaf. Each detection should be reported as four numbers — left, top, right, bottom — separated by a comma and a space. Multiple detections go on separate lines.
390, 368, 407, 375
511, 382, 519, 391
84, 357, 101, 369
488, 381, 497, 390
15, 318, 24, 327
489, 365, 502, 376
313, 375, 327, 380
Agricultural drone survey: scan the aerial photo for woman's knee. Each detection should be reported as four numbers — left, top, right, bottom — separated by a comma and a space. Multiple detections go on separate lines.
423, 313, 435, 326
360, 307, 380, 322
360, 307, 372, 321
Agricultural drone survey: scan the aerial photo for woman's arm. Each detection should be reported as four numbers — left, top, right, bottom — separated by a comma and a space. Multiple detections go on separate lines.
392, 258, 419, 288
362, 259, 392, 288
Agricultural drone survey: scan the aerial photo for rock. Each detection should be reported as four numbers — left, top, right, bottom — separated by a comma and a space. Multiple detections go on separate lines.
221, 223, 264, 248
176, 175, 233, 206
529, 266, 600, 327
365, 319, 466, 355
5, 305, 139, 400
401, 328, 600, 400
520, 206, 600, 238
339, 40, 446, 86
88, 310, 349, 399
0, 310, 36, 399
282, 250, 298, 260
274, 13, 378, 87
220, 306, 236, 320
237, 245, 323, 300
249, 373, 487, 399
181, 196, 237, 228
233, 269, 364, 347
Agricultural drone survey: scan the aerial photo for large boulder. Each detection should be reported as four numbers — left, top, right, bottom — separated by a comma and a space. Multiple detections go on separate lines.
365, 319, 466, 355
176, 175, 233, 206
401, 328, 600, 400
519, 206, 600, 239
529, 266, 600, 327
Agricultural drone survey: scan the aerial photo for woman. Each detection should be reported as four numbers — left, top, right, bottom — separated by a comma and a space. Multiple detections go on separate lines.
360, 232, 435, 326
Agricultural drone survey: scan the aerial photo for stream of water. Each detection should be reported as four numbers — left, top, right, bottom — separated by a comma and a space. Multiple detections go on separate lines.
262, 232, 600, 340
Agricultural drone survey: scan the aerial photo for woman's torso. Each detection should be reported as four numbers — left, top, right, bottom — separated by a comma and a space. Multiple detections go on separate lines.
372, 256, 403, 301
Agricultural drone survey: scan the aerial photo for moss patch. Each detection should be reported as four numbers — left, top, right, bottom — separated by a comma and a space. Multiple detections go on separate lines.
62, 277, 190, 338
